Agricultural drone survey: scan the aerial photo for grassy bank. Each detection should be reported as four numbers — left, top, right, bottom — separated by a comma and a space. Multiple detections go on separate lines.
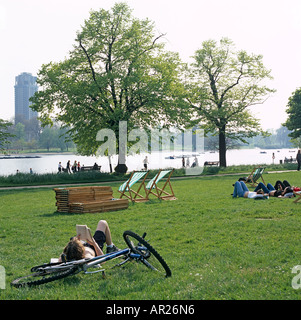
0, 163, 298, 187
1, 171, 301, 300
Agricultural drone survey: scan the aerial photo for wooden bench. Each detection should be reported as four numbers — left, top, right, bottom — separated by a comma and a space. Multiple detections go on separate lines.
204, 161, 219, 166
54, 186, 128, 213
80, 165, 101, 172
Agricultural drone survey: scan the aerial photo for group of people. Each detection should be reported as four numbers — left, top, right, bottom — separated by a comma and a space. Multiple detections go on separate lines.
182, 156, 199, 168
67, 160, 81, 173
58, 161, 101, 173
232, 179, 299, 199
231, 149, 301, 199
58, 160, 81, 173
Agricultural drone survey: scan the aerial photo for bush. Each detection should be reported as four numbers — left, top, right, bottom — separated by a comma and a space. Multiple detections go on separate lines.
0, 171, 125, 187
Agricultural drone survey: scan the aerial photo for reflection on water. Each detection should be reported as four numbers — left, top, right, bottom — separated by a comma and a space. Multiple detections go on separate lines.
0, 148, 298, 176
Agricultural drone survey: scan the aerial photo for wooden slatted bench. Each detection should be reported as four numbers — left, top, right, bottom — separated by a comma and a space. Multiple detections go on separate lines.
80, 165, 101, 171
204, 161, 219, 166
54, 186, 128, 213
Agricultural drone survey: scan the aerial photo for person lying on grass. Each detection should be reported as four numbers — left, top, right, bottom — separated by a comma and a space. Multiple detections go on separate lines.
274, 180, 300, 193
232, 181, 269, 199
58, 220, 119, 262
254, 182, 294, 198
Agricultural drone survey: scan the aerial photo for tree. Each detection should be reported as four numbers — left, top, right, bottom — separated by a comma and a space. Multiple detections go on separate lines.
30, 2, 186, 172
290, 137, 301, 149
55, 126, 75, 152
283, 88, 301, 139
275, 126, 292, 148
24, 117, 41, 142
0, 119, 14, 151
39, 127, 57, 151
11, 122, 26, 151
186, 38, 275, 167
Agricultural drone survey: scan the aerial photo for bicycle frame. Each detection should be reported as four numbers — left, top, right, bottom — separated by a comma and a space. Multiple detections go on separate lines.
84, 246, 150, 270
43, 247, 147, 276
83, 248, 131, 273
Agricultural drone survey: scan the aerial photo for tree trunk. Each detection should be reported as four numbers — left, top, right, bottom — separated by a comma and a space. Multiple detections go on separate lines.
108, 155, 113, 173
219, 127, 227, 167
114, 121, 128, 174
115, 155, 128, 173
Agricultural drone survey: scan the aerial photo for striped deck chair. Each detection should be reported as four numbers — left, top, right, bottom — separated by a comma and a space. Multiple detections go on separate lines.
119, 171, 149, 202
146, 169, 177, 200
245, 166, 266, 187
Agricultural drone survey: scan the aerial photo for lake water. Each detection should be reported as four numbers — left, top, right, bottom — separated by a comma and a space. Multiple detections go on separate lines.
0, 148, 298, 176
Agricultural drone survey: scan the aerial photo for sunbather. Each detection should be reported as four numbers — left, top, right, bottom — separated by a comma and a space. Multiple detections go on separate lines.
232, 181, 268, 199
254, 182, 294, 198
59, 220, 119, 262
274, 180, 291, 190
274, 180, 300, 192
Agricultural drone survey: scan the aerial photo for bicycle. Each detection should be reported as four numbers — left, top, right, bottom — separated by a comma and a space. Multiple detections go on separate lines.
11, 230, 171, 288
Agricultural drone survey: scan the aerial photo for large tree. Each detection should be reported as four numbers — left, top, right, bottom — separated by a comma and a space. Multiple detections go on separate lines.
186, 38, 275, 167
283, 88, 301, 139
30, 2, 186, 172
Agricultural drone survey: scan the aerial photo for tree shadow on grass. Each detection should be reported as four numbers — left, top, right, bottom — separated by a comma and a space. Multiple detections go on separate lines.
39, 211, 81, 217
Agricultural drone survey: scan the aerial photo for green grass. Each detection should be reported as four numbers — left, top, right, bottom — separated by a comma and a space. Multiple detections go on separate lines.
1, 171, 301, 300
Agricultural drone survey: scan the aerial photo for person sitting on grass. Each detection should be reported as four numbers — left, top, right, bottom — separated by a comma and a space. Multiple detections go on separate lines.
254, 182, 294, 198
59, 220, 119, 262
232, 180, 269, 199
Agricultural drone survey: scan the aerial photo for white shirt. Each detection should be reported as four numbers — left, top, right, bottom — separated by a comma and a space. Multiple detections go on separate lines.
248, 192, 262, 199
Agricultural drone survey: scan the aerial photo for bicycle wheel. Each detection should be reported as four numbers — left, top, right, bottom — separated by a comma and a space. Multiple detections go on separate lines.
11, 265, 79, 288
123, 230, 171, 277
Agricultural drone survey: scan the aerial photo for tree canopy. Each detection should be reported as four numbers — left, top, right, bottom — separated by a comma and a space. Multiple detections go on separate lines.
30, 4, 277, 169
31, 2, 187, 172
284, 87, 301, 139
186, 38, 275, 166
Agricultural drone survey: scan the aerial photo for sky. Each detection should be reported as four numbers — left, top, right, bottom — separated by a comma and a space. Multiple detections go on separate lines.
1, 0, 301, 130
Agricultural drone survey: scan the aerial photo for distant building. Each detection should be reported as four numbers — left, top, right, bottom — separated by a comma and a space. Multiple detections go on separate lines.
14, 72, 38, 123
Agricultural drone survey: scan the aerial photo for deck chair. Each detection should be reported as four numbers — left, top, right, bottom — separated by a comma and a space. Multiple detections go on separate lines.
245, 166, 266, 187
293, 191, 301, 203
146, 169, 177, 200
119, 171, 149, 202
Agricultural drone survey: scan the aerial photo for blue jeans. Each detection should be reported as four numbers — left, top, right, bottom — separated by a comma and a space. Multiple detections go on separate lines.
233, 181, 249, 198
254, 182, 275, 194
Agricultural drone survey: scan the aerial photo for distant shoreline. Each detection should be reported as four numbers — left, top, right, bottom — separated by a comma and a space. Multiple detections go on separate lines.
0, 155, 41, 159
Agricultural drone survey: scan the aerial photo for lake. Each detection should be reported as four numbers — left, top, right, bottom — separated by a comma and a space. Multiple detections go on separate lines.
0, 148, 298, 176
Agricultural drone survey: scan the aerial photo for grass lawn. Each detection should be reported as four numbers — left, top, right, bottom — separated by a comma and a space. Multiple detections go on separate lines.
1, 171, 301, 300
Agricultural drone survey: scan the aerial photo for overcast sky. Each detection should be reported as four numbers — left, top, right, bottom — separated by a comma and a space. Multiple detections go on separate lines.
1, 0, 301, 130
